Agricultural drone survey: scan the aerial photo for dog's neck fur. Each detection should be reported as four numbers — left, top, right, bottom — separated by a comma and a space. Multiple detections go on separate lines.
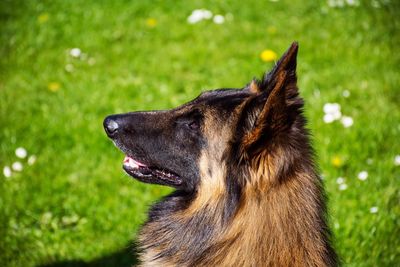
138, 126, 337, 267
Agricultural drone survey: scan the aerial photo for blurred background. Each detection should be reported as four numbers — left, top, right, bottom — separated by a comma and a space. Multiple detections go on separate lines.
0, 0, 399, 266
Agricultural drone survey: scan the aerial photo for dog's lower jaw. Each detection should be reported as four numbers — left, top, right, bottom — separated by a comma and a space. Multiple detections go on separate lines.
122, 155, 184, 187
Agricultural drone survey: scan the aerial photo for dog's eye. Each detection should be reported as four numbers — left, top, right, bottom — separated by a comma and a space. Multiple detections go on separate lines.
188, 121, 199, 130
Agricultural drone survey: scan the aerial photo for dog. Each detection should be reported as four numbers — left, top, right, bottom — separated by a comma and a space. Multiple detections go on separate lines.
104, 42, 338, 266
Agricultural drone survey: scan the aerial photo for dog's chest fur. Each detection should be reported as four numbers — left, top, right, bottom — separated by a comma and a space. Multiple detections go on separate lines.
138, 171, 335, 267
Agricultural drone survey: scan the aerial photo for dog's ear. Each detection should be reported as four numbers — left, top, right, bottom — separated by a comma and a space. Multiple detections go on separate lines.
240, 42, 303, 156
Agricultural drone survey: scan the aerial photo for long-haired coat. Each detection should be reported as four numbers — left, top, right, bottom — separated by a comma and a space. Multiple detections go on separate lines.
104, 43, 338, 266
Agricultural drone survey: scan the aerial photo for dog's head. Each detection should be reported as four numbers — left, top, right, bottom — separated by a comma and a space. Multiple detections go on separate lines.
104, 42, 304, 194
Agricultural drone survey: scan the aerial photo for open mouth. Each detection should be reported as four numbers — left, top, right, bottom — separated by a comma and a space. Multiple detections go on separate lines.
123, 156, 183, 186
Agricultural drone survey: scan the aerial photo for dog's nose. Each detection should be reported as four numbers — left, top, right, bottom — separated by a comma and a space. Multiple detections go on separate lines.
104, 116, 119, 137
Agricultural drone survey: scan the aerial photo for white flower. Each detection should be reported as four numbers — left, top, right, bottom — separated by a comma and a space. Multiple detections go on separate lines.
394, 155, 400, 166
326, 103, 339, 113
323, 103, 340, 114
323, 113, 335, 123
15, 147, 27, 159
340, 116, 353, 128
370, 206, 378, 213
187, 9, 211, 24
70, 48, 81, 58
324, 103, 340, 114
336, 177, 345, 184
213, 15, 225, 24
187, 9, 226, 25
187, 12, 202, 24
323, 102, 346, 124
12, 162, 23, 172
3, 166, 12, 178
357, 171, 368, 181
28, 155, 37, 165
323, 103, 335, 114
339, 183, 348, 191
187, 15, 200, 24
342, 90, 350, 98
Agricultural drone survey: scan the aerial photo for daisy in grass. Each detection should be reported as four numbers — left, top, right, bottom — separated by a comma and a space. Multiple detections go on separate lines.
12, 162, 23, 172
394, 155, 400, 166
3, 166, 12, 178
15, 147, 27, 158
323, 103, 341, 123
370, 206, 378, 213
340, 116, 353, 128
357, 171, 368, 181
70, 48, 81, 58
213, 15, 225, 24
339, 183, 348, 191
187, 9, 213, 24
336, 177, 345, 184
323, 102, 353, 127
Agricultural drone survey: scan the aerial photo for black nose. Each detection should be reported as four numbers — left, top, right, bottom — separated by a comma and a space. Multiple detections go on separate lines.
103, 116, 119, 137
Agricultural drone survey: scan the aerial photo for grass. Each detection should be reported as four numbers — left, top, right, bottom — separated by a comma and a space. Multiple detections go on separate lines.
0, 0, 399, 266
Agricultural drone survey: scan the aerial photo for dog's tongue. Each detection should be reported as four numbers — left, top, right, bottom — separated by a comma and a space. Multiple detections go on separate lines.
123, 156, 146, 169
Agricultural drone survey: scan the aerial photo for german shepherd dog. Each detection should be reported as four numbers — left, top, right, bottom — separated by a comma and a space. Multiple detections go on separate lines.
104, 43, 338, 266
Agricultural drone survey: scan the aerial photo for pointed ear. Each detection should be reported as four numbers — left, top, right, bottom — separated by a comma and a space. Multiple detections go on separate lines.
262, 42, 298, 95
245, 42, 298, 94
241, 42, 303, 155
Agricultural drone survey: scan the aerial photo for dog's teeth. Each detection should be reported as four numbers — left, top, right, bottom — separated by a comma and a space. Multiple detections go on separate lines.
130, 161, 139, 168
129, 160, 139, 168
124, 156, 139, 168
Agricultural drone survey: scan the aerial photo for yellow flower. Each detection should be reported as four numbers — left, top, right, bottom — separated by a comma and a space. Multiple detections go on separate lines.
38, 13, 49, 24
331, 156, 343, 168
267, 26, 277, 35
260, 49, 278, 62
48, 82, 60, 92
146, 18, 157, 28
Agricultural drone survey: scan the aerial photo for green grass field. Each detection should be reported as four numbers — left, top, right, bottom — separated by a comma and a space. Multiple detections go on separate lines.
1, 0, 399, 266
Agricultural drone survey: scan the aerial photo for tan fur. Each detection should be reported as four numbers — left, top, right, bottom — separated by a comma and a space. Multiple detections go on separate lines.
187, 111, 231, 212
206, 172, 329, 267
167, 149, 330, 267
249, 79, 261, 93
